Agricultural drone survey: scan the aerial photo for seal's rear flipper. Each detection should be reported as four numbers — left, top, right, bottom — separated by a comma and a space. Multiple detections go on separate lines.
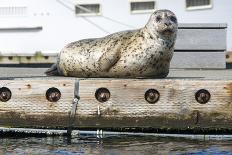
45, 64, 59, 76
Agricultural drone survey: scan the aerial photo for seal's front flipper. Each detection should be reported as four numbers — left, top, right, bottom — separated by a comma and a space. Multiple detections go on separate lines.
45, 64, 59, 76
99, 50, 121, 72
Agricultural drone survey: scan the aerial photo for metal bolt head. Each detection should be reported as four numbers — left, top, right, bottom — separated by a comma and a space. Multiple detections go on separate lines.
195, 89, 211, 104
0, 87, 12, 102
95, 88, 110, 103
46, 87, 61, 102
145, 89, 160, 104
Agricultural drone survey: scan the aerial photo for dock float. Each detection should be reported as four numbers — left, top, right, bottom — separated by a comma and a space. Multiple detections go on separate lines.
0, 69, 231, 135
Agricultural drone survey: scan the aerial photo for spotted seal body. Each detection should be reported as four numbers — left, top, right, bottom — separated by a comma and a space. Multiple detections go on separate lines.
46, 9, 178, 78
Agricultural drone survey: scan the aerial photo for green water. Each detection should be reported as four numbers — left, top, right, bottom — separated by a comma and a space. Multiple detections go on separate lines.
0, 136, 231, 155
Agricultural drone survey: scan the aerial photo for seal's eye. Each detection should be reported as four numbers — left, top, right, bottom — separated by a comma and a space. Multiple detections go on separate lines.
156, 16, 162, 22
170, 16, 177, 23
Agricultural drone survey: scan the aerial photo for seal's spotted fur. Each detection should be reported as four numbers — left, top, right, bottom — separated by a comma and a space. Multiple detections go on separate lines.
46, 10, 178, 78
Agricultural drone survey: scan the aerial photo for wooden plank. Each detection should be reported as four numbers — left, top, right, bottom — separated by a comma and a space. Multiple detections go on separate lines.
20, 55, 56, 64
175, 29, 226, 50
75, 80, 232, 128
0, 56, 20, 64
75, 79, 232, 129
171, 52, 226, 69
0, 78, 231, 131
0, 53, 57, 64
0, 79, 75, 127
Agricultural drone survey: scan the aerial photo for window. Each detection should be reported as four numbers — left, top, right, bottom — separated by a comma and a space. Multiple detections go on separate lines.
186, 0, 212, 10
130, 0, 155, 14
75, 4, 101, 16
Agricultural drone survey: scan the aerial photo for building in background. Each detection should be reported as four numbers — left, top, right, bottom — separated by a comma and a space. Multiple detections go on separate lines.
0, 0, 231, 54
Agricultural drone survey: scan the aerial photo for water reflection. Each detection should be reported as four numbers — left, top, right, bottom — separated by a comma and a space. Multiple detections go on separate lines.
0, 136, 231, 155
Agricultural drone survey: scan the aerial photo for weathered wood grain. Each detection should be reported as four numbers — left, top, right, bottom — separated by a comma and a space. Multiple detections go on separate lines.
76, 79, 232, 129
0, 78, 231, 131
0, 79, 75, 127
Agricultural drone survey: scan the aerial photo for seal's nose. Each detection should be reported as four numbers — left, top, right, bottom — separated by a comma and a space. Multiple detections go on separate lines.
164, 20, 171, 26
162, 13, 171, 26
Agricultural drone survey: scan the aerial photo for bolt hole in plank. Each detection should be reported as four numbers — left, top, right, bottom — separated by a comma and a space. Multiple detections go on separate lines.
195, 89, 211, 104
8, 56, 13, 60
0, 87, 12, 102
144, 89, 160, 104
95, 88, 110, 103
46, 87, 61, 102
26, 56, 31, 60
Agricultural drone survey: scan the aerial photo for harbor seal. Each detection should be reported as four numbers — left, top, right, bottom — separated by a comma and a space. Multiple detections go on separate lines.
45, 9, 178, 78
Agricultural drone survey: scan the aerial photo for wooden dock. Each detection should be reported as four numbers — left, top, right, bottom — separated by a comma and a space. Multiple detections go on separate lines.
0, 68, 231, 134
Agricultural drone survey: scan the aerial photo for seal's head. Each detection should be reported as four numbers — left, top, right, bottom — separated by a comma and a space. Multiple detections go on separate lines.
146, 9, 178, 37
